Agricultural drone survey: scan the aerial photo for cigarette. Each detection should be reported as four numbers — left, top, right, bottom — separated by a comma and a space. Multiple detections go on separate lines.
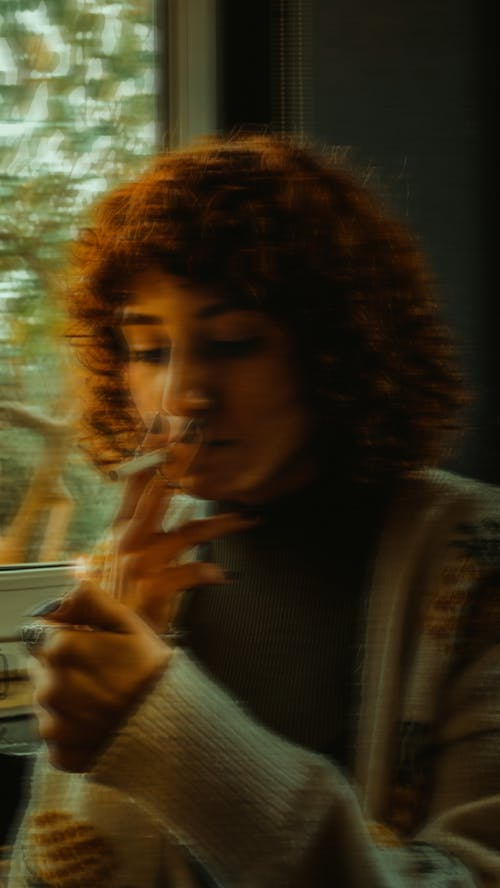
108, 448, 171, 480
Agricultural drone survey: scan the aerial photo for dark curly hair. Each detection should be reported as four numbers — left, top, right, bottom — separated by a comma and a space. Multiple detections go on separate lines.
66, 133, 466, 483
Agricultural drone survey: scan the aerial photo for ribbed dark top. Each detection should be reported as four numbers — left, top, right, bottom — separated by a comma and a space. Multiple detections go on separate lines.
177, 480, 388, 770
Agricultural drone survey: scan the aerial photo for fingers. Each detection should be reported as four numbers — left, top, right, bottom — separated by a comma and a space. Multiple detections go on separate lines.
34, 695, 104, 773
43, 581, 147, 635
33, 663, 110, 726
29, 596, 172, 771
111, 416, 173, 525
116, 475, 174, 551
113, 468, 170, 529
115, 511, 255, 615
167, 511, 258, 550
119, 503, 256, 567
134, 561, 233, 628
31, 661, 109, 771
46, 743, 98, 773
33, 626, 120, 671
120, 510, 253, 582
154, 560, 231, 586
112, 472, 151, 525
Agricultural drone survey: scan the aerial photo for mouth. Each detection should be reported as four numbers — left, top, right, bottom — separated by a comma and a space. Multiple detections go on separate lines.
175, 439, 235, 489
204, 439, 234, 447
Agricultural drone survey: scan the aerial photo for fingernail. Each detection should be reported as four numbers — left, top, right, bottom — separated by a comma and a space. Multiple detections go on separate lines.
240, 509, 261, 522
203, 566, 238, 584
26, 598, 63, 618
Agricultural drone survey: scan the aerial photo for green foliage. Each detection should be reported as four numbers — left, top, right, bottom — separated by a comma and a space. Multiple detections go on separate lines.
0, 0, 156, 558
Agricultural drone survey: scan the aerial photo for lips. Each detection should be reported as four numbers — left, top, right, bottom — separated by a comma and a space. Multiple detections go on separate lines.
205, 439, 234, 447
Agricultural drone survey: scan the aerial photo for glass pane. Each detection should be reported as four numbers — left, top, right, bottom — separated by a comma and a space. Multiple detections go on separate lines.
0, 0, 157, 564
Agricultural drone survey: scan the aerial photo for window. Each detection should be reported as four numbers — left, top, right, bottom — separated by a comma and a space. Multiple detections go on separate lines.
0, 0, 157, 564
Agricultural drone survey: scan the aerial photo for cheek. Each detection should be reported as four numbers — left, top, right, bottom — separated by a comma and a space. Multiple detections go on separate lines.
231, 362, 311, 447
127, 365, 164, 420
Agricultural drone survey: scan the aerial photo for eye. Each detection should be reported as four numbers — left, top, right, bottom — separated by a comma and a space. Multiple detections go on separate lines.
129, 346, 171, 365
203, 336, 264, 359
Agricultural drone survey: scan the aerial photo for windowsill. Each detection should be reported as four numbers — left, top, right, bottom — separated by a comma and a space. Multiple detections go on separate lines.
0, 563, 76, 678
0, 677, 32, 718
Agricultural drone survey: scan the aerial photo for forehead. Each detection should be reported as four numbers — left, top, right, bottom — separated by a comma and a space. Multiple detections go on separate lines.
122, 268, 257, 325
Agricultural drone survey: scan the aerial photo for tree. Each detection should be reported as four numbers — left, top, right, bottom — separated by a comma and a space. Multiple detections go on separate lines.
0, 0, 157, 561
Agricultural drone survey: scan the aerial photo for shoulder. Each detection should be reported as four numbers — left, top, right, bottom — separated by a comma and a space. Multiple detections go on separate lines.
374, 471, 500, 648
390, 468, 500, 581
391, 468, 500, 543
403, 466, 500, 507
375, 470, 500, 582
399, 471, 500, 662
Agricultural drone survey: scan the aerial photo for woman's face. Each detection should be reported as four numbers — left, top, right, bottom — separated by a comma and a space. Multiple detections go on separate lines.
120, 269, 317, 504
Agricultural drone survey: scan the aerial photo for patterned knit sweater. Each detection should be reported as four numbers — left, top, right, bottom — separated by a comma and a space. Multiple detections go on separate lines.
8, 469, 500, 887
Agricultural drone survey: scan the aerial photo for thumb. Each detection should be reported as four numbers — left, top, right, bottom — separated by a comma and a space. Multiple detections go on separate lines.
49, 581, 140, 634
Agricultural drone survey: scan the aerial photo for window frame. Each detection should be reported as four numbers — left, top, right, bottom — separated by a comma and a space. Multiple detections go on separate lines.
159, 0, 219, 149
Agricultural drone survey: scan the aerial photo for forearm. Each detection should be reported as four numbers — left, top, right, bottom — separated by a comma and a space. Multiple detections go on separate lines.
91, 650, 478, 887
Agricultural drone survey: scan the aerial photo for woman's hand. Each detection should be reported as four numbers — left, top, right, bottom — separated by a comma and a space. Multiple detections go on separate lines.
109, 466, 255, 631
30, 581, 171, 773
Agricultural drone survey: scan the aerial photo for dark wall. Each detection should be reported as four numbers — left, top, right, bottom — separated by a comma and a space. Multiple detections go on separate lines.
219, 1, 272, 131
309, 0, 498, 483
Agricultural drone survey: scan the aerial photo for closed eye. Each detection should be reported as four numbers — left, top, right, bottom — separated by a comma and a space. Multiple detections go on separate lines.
129, 346, 171, 365
203, 337, 264, 359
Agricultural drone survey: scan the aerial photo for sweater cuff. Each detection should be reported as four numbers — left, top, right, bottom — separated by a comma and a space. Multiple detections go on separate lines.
90, 649, 383, 886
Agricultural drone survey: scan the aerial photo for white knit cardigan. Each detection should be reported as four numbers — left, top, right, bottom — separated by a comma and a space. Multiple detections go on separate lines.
8, 469, 500, 887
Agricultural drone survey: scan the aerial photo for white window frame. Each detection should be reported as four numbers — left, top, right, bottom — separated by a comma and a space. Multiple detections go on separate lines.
0, 563, 76, 680
164, 0, 219, 148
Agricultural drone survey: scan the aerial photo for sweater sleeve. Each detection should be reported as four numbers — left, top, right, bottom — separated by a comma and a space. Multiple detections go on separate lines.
87, 649, 481, 887
6, 745, 198, 888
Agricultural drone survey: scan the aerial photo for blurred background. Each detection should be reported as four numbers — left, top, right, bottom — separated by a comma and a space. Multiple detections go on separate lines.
0, 0, 156, 565
0, 0, 498, 567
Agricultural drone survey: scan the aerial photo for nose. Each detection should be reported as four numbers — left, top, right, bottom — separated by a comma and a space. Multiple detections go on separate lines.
160, 348, 215, 418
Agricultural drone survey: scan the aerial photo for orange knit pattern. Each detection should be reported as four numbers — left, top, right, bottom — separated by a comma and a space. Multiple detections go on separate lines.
25, 810, 115, 888
367, 820, 403, 847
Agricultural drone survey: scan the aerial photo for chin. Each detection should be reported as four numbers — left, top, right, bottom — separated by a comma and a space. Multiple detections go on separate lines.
179, 468, 264, 505
179, 453, 314, 505
180, 478, 243, 503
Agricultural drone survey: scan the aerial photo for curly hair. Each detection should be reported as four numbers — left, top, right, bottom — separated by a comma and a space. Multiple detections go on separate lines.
65, 133, 467, 483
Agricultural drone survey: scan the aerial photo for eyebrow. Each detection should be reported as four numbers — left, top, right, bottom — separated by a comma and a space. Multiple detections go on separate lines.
121, 303, 256, 325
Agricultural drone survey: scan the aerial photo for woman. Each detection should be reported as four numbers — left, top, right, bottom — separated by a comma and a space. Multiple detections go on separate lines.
9, 135, 500, 887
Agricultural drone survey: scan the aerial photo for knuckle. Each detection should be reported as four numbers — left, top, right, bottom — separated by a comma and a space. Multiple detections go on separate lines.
33, 674, 63, 711
113, 533, 128, 555
43, 629, 74, 663
26, 655, 42, 683
179, 562, 222, 583
167, 525, 189, 545
118, 551, 140, 579
46, 743, 84, 772
171, 517, 212, 545
36, 711, 60, 742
